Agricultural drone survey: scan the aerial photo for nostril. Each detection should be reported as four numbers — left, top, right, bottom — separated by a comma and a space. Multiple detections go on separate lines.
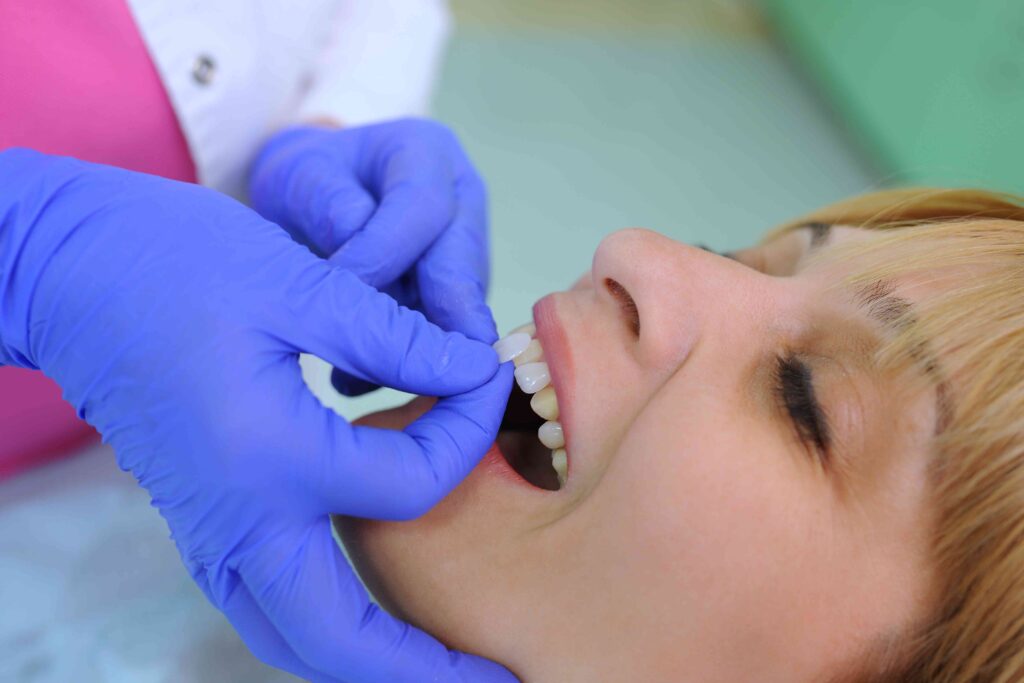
604, 277, 640, 337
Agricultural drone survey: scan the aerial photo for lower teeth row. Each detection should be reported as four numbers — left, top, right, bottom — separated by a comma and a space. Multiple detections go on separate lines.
493, 322, 568, 487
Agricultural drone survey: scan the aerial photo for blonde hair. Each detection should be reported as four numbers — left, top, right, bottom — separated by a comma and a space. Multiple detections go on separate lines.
771, 189, 1024, 682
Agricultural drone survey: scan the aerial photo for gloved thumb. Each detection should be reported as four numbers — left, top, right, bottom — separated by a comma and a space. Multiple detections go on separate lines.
250, 127, 377, 257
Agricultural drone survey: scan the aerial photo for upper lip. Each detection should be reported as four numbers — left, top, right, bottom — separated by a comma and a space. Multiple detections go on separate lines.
532, 294, 575, 477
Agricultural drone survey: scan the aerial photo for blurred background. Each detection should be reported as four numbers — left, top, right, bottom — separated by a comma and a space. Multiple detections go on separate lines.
3, 0, 1023, 680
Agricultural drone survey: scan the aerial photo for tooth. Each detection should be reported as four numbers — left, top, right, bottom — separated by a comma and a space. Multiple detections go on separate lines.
513, 362, 550, 394
530, 386, 559, 421
551, 449, 567, 487
538, 421, 564, 449
512, 339, 544, 367
509, 322, 536, 337
492, 332, 532, 363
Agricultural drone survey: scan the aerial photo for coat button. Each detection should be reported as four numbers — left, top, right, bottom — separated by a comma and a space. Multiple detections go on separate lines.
191, 54, 216, 86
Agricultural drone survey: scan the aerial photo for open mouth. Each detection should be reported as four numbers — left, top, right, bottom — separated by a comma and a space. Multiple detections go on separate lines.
494, 323, 567, 491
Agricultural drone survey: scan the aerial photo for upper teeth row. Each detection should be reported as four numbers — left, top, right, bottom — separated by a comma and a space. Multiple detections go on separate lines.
493, 322, 568, 487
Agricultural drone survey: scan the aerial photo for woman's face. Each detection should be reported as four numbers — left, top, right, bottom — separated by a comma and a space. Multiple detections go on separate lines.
337, 225, 943, 683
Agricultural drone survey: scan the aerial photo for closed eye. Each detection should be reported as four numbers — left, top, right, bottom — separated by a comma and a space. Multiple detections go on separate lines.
774, 354, 831, 463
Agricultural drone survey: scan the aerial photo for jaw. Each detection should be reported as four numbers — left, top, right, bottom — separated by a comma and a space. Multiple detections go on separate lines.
338, 504, 608, 683
333, 478, 541, 677
332, 367, 601, 682
333, 397, 548, 669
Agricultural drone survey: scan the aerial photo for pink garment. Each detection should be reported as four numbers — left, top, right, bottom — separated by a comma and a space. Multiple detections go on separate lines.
0, 0, 197, 479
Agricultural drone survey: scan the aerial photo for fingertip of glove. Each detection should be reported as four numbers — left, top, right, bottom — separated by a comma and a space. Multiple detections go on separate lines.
435, 311, 498, 346
420, 288, 498, 345
448, 334, 501, 387
471, 305, 500, 345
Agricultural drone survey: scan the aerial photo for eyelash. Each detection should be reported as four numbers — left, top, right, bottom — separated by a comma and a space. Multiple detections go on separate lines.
773, 354, 831, 463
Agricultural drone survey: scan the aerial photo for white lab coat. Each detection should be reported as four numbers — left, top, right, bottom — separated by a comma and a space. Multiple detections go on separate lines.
126, 0, 451, 198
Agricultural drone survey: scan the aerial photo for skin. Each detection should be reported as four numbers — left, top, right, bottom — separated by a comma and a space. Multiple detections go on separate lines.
336, 225, 941, 682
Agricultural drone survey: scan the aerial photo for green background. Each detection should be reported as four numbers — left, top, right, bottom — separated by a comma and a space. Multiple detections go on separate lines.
764, 0, 1024, 192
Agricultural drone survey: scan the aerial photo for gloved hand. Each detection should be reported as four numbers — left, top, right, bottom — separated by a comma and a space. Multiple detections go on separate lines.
0, 149, 517, 683
249, 118, 492, 396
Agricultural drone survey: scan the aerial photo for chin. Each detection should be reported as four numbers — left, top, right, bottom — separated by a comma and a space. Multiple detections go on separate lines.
332, 396, 537, 666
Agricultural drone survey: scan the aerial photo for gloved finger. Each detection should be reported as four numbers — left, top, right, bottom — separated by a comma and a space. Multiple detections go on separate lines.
281, 267, 498, 397
312, 362, 513, 521
284, 165, 378, 257
307, 176, 377, 256
237, 518, 520, 683
220, 577, 348, 683
328, 147, 456, 289
250, 129, 378, 256
328, 274, 419, 397
415, 172, 496, 343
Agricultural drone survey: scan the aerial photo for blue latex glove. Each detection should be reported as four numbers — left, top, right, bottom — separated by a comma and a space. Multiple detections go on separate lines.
0, 149, 517, 683
249, 118, 493, 396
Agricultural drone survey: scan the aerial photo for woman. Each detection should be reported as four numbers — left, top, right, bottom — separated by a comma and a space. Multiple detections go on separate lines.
337, 188, 1024, 682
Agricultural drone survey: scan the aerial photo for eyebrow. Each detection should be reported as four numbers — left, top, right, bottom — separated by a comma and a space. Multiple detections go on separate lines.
796, 222, 954, 434
853, 280, 953, 434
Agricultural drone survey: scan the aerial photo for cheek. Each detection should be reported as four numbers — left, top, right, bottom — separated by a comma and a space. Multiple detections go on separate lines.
590, 391, 848, 674
614, 403, 807, 593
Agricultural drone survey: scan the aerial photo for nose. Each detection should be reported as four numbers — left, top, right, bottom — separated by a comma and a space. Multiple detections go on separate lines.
590, 228, 774, 371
